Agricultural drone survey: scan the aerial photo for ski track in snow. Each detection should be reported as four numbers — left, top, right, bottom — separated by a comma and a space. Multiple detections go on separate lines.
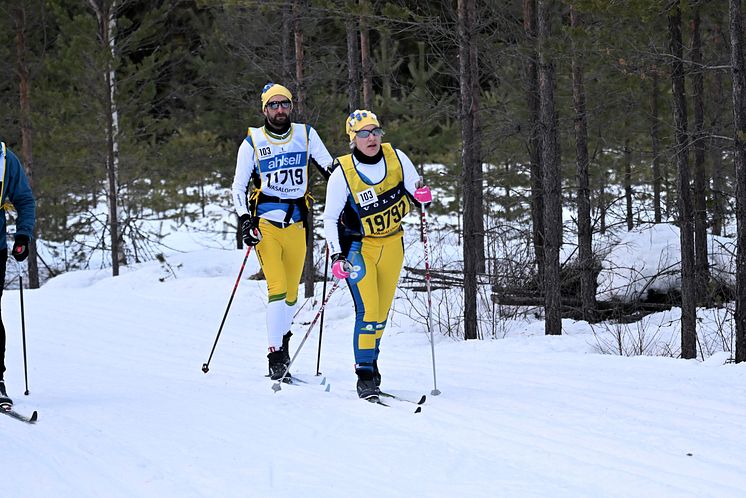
1, 250, 745, 497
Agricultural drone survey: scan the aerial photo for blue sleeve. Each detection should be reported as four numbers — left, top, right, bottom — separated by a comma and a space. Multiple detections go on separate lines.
5, 149, 36, 239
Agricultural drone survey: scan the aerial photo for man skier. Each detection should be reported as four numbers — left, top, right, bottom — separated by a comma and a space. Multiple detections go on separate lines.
231, 83, 334, 381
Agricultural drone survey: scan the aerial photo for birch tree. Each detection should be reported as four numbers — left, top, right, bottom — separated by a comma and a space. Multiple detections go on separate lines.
87, 0, 122, 277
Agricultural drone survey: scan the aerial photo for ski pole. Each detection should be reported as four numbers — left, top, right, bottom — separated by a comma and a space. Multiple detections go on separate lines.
19, 275, 29, 396
293, 294, 313, 321
273, 278, 340, 392
420, 206, 441, 396
202, 246, 252, 373
315, 245, 329, 376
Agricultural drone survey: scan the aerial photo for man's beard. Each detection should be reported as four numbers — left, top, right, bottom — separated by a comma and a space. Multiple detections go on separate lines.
267, 112, 289, 128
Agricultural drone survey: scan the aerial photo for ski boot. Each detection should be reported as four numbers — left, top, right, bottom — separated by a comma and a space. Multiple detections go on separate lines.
268, 351, 291, 383
356, 367, 380, 401
267, 331, 294, 382
281, 331, 292, 365
373, 360, 381, 388
0, 381, 13, 409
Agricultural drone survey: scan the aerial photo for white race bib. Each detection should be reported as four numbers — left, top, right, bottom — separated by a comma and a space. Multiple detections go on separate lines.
357, 188, 378, 207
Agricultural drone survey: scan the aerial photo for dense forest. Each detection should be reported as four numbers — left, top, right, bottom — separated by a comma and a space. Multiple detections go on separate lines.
1, 1, 745, 360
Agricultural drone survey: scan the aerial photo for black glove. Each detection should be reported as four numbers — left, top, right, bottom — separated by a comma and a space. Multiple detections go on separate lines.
239, 215, 262, 247
12, 235, 30, 262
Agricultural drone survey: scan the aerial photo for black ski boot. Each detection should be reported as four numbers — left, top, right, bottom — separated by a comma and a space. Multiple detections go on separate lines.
0, 380, 13, 408
281, 331, 293, 364
373, 360, 381, 388
356, 367, 380, 401
268, 350, 291, 382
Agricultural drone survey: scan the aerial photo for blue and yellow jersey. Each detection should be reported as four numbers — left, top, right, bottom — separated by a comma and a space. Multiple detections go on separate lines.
337, 143, 410, 238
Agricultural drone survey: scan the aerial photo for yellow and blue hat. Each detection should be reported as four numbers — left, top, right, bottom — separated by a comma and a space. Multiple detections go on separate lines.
261, 82, 293, 109
346, 109, 380, 141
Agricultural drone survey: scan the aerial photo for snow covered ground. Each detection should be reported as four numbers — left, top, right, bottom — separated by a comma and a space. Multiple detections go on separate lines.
1, 244, 745, 498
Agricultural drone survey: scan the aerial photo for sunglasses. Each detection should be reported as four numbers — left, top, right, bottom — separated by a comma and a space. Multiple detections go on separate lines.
266, 100, 292, 110
355, 128, 384, 138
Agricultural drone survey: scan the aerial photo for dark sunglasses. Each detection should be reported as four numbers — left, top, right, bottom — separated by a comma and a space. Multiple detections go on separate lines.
266, 100, 292, 110
356, 128, 384, 138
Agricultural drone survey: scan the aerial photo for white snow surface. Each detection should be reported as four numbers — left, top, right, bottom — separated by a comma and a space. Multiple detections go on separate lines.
596, 223, 737, 302
1, 247, 745, 497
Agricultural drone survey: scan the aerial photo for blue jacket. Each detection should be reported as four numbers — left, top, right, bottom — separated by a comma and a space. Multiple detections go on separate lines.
0, 143, 36, 250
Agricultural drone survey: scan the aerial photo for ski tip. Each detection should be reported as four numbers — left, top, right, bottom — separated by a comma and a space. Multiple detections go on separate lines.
30, 411, 38, 423
324, 383, 331, 392
414, 406, 422, 414
418, 395, 427, 405
319, 376, 327, 385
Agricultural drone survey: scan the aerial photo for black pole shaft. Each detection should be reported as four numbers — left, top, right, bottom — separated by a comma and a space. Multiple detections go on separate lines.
315, 246, 329, 375
202, 247, 252, 373
19, 275, 29, 395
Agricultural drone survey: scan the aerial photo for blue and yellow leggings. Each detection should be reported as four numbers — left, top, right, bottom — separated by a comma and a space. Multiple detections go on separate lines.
344, 231, 404, 373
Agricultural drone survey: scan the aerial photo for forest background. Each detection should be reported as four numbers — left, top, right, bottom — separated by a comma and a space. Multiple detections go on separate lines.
1, 0, 745, 360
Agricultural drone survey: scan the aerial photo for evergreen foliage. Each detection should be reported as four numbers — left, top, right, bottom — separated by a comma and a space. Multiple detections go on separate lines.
0, 0, 736, 282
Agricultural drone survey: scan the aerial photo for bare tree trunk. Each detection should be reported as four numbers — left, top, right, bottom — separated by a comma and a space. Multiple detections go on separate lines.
599, 167, 608, 234
459, 0, 479, 340
711, 22, 727, 237
359, 0, 373, 109
106, 10, 121, 275
711, 65, 726, 236
346, 15, 361, 112
538, 0, 561, 335
691, 8, 710, 303
13, 3, 39, 288
730, 0, 746, 363
570, 6, 594, 320
624, 137, 633, 230
89, 0, 121, 276
290, 0, 314, 299
378, 28, 394, 117
668, 2, 697, 359
293, 0, 305, 119
651, 70, 663, 223
282, 3, 293, 82
469, 0, 485, 275
524, 0, 545, 283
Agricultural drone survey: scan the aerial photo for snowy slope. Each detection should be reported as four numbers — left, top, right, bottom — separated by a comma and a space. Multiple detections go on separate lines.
1, 248, 745, 498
